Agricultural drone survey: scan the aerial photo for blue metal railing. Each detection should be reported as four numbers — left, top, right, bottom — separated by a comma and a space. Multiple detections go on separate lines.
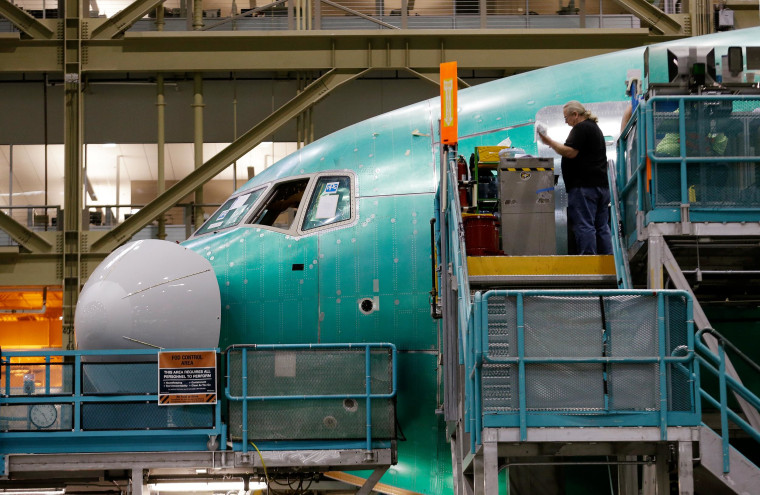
463, 289, 699, 454
607, 159, 633, 288
692, 329, 760, 474
224, 343, 397, 454
0, 348, 224, 454
617, 94, 760, 240
440, 150, 475, 437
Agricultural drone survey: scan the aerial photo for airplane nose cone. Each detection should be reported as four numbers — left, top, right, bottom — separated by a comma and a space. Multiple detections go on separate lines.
75, 239, 221, 350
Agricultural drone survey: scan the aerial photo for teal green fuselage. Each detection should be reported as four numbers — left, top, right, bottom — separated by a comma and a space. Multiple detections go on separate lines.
181, 27, 760, 493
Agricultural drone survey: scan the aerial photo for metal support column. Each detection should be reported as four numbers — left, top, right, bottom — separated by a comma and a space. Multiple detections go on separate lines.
677, 441, 694, 495
130, 467, 144, 495
656, 443, 671, 494
193, 73, 205, 231
482, 440, 499, 495
156, 75, 166, 240
192, 0, 203, 29
642, 448, 669, 495
62, 0, 84, 350
472, 447, 484, 495
618, 455, 639, 495
451, 431, 464, 495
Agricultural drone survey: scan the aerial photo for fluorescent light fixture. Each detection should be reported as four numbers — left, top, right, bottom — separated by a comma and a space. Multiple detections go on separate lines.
148, 481, 267, 492
102, 143, 117, 148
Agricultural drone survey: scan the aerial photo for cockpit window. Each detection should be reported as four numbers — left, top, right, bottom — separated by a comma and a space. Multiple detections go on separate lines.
250, 178, 309, 230
195, 187, 265, 236
302, 176, 352, 231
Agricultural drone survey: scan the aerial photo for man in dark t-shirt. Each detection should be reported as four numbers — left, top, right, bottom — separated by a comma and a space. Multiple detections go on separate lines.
538, 101, 612, 255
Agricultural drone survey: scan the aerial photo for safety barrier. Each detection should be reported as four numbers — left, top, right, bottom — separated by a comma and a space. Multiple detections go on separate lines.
2, 344, 397, 457
464, 289, 700, 454
225, 343, 396, 453
0, 348, 224, 454
617, 95, 760, 244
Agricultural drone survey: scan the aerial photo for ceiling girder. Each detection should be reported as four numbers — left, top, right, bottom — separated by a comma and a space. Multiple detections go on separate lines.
0, 28, 673, 74
0, 0, 55, 40
0, 210, 54, 253
90, 68, 367, 253
0, 253, 61, 286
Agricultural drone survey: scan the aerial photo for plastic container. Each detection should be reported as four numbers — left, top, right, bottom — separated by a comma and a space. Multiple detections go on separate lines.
462, 214, 500, 256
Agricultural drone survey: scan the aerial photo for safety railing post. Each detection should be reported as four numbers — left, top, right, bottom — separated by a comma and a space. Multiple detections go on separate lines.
3, 355, 9, 396
657, 292, 668, 440
718, 342, 730, 473
516, 293, 527, 442
241, 348, 248, 454
365, 344, 372, 453
45, 355, 51, 395
474, 292, 483, 448
678, 98, 688, 205
74, 354, 81, 432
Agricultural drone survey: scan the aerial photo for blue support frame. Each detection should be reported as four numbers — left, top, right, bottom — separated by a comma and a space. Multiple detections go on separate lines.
462, 289, 700, 455
0, 348, 224, 455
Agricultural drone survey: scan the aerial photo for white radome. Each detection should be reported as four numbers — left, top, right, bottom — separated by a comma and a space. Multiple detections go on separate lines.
75, 239, 221, 350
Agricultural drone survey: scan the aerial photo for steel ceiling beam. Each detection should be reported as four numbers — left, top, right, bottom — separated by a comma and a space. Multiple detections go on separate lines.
90, 68, 367, 253
0, 0, 55, 40
0, 28, 671, 74
0, 210, 54, 253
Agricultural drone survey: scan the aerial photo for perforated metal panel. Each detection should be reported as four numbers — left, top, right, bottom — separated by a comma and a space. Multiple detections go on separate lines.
483, 296, 518, 411
81, 403, 214, 430
227, 347, 395, 442
607, 295, 659, 411
481, 292, 694, 415
524, 296, 604, 410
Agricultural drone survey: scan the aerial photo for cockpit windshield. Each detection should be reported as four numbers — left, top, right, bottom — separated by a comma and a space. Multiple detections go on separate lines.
249, 178, 309, 230
194, 187, 265, 236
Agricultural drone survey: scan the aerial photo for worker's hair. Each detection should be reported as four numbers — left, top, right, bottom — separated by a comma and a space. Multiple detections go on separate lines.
564, 100, 598, 123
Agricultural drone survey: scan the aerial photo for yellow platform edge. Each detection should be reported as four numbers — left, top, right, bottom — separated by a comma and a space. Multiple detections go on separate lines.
467, 255, 616, 277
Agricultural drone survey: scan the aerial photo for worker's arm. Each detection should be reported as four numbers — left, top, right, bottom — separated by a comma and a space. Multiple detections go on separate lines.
538, 132, 579, 159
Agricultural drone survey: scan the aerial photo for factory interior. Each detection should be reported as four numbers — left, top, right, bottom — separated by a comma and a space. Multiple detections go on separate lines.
2, 0, 760, 494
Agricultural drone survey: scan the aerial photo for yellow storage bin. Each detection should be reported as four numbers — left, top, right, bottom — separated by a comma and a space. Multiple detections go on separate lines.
475, 146, 507, 164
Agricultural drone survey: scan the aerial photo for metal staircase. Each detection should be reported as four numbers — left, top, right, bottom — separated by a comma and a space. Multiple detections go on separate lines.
441, 87, 760, 493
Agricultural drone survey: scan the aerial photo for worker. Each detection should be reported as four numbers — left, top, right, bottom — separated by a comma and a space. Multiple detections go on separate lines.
538, 101, 612, 255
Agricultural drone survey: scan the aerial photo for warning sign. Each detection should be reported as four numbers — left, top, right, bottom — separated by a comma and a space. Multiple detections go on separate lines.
158, 351, 217, 405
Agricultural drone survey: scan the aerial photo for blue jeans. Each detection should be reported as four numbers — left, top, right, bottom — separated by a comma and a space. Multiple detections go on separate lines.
567, 187, 612, 255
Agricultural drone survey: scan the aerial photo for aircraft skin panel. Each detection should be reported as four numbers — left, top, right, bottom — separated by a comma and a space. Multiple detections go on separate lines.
352, 353, 454, 494
184, 227, 320, 348
317, 194, 436, 350
237, 101, 438, 198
